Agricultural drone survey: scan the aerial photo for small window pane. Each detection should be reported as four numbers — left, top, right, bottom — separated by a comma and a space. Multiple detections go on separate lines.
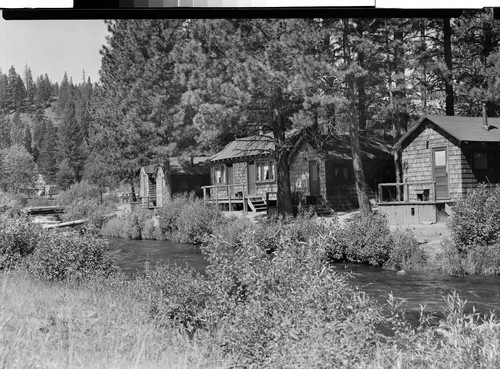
434, 150, 446, 167
474, 152, 488, 170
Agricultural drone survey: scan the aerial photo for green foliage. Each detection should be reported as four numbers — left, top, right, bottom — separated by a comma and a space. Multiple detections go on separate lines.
330, 213, 394, 267
57, 180, 119, 228
387, 228, 428, 271
0, 144, 36, 193
27, 232, 116, 281
201, 226, 386, 368
449, 184, 500, 252
444, 185, 500, 275
158, 193, 222, 244
101, 212, 142, 240
133, 263, 210, 336
0, 215, 43, 269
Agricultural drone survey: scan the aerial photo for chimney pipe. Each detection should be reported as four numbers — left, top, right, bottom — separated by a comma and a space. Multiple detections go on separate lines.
483, 102, 489, 131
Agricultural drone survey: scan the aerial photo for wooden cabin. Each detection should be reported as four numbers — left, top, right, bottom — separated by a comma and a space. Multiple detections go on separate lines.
379, 114, 500, 224
289, 134, 393, 211
203, 133, 394, 213
139, 157, 210, 208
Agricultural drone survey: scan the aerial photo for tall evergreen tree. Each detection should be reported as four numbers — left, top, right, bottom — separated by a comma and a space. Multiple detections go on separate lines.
38, 120, 58, 183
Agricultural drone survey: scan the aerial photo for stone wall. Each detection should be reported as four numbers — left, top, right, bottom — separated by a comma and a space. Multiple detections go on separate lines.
401, 126, 463, 201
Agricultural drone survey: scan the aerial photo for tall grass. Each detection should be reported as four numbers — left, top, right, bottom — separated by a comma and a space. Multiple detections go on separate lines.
0, 271, 229, 369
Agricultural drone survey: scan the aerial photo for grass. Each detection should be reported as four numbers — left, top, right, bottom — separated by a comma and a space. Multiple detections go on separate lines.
0, 271, 229, 369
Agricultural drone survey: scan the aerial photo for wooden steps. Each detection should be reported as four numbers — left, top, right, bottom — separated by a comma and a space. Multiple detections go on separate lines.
247, 197, 267, 212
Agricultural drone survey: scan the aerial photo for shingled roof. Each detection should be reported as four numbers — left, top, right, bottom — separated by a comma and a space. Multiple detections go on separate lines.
140, 157, 210, 176
302, 134, 392, 161
210, 134, 275, 162
394, 115, 500, 151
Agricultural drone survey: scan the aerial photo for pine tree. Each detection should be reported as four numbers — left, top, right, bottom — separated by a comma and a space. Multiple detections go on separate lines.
38, 121, 58, 183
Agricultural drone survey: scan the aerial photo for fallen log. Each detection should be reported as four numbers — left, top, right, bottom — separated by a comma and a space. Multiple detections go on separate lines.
43, 219, 87, 229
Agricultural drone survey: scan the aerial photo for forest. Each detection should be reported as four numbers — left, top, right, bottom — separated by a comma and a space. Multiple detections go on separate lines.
1, 11, 500, 213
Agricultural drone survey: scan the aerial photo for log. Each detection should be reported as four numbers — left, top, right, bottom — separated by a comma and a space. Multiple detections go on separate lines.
43, 219, 87, 229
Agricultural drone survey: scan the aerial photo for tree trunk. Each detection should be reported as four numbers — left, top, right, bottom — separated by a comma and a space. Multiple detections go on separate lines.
343, 18, 371, 216
130, 179, 137, 202
350, 116, 371, 216
273, 114, 293, 216
163, 159, 172, 203
393, 150, 403, 201
443, 18, 454, 116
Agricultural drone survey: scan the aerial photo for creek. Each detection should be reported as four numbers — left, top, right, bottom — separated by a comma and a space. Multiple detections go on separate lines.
106, 238, 500, 323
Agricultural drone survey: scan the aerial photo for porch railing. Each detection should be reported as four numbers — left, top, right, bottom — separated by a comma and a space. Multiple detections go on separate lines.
378, 181, 437, 203
202, 184, 248, 212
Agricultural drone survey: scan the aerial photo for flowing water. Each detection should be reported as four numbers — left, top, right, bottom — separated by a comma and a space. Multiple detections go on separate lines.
106, 238, 500, 321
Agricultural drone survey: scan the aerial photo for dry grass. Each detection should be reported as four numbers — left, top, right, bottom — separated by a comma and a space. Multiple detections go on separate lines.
0, 271, 228, 369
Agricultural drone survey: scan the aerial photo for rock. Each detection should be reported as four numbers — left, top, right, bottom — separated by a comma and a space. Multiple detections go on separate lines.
396, 270, 407, 275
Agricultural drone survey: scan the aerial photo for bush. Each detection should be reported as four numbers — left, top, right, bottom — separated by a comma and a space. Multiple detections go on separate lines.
158, 193, 222, 244
444, 184, 500, 275
101, 212, 142, 240
26, 232, 116, 281
441, 237, 500, 276
57, 180, 101, 206
337, 213, 394, 266
449, 184, 500, 253
387, 228, 428, 271
0, 215, 43, 269
132, 262, 210, 336
201, 227, 386, 368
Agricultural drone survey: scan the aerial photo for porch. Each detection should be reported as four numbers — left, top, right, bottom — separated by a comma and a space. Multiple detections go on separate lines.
202, 184, 272, 213
377, 181, 453, 225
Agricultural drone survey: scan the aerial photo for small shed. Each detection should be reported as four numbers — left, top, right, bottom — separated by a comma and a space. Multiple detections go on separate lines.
379, 114, 500, 224
139, 157, 210, 208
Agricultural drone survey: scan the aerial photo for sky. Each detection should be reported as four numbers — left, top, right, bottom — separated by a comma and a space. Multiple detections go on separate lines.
0, 11, 109, 85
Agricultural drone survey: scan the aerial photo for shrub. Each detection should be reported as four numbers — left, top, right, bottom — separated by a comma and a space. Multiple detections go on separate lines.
101, 212, 141, 240
132, 262, 210, 337
341, 213, 394, 266
0, 215, 43, 269
57, 180, 100, 206
27, 232, 116, 281
444, 184, 500, 275
158, 193, 222, 244
387, 228, 428, 271
441, 237, 500, 276
449, 184, 500, 253
201, 228, 386, 368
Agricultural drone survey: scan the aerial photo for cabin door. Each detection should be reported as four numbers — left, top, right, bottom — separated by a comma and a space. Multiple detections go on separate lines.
309, 160, 320, 196
433, 148, 449, 200
247, 163, 256, 196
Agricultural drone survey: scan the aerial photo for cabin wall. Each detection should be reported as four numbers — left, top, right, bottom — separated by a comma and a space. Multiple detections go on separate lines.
401, 127, 462, 201
139, 169, 149, 206
460, 143, 500, 194
156, 169, 165, 207
289, 142, 327, 203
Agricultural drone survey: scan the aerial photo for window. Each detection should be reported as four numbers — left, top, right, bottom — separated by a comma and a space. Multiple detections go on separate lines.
214, 165, 226, 184
333, 165, 350, 182
256, 160, 276, 182
474, 152, 488, 170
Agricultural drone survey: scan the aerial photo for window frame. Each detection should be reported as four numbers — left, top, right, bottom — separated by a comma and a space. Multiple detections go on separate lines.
255, 159, 276, 183
332, 163, 351, 183
213, 164, 226, 184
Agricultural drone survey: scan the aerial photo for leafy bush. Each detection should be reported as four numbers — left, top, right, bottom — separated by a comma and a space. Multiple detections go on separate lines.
441, 237, 500, 276
331, 213, 394, 266
449, 184, 500, 253
158, 193, 221, 244
444, 184, 500, 275
57, 180, 101, 206
387, 228, 428, 271
0, 215, 43, 269
132, 262, 210, 337
201, 227, 386, 368
27, 232, 116, 281
101, 212, 141, 240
